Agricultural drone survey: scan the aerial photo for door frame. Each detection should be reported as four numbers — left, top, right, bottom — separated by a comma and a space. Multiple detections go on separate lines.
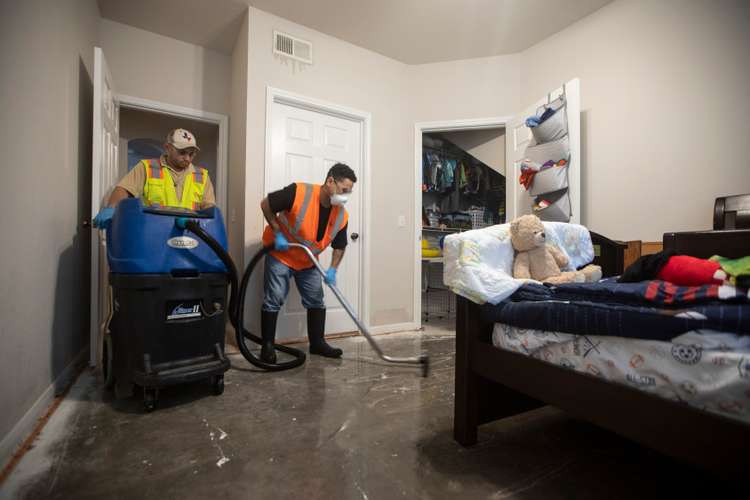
117, 94, 230, 214
413, 117, 511, 329
264, 86, 372, 329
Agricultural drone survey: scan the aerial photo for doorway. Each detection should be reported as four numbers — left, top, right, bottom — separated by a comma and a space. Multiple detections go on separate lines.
413, 78, 583, 329
89, 47, 231, 367
264, 87, 371, 342
417, 123, 507, 326
118, 108, 220, 199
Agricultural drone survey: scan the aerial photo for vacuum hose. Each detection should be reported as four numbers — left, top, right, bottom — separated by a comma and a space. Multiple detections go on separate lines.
184, 220, 305, 371
184, 220, 429, 377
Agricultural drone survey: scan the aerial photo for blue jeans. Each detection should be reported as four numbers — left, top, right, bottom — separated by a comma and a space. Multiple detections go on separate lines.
262, 254, 325, 312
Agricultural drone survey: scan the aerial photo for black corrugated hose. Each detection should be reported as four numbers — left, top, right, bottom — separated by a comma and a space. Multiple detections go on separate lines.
185, 220, 306, 371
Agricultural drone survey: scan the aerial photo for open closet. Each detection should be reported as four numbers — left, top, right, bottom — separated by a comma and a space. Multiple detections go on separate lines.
420, 129, 506, 322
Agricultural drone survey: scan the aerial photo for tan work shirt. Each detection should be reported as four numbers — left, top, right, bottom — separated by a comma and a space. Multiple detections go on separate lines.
116, 156, 216, 206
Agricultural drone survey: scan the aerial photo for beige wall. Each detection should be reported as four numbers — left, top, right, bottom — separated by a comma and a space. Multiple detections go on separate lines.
519, 0, 750, 241
99, 19, 232, 115
439, 128, 506, 176
0, 0, 99, 464
410, 54, 520, 123
228, 12, 249, 272
245, 7, 414, 326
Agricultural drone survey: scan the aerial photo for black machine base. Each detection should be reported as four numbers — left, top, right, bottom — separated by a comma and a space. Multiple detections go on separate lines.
107, 272, 230, 411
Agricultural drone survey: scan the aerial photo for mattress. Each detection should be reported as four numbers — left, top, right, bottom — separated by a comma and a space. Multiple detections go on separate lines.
492, 323, 750, 425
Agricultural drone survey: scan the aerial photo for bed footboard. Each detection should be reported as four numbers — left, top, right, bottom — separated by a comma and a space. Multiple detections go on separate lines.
454, 295, 543, 445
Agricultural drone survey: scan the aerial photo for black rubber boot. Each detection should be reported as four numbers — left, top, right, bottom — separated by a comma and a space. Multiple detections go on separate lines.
260, 310, 278, 364
307, 308, 342, 358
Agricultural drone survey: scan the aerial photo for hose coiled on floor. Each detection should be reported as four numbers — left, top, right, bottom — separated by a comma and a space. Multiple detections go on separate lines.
185, 221, 306, 371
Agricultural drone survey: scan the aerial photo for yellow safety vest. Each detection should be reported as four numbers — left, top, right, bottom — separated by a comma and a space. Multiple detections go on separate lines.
142, 158, 208, 209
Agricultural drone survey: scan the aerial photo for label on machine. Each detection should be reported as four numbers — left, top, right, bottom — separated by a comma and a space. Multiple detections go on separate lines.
166, 301, 203, 321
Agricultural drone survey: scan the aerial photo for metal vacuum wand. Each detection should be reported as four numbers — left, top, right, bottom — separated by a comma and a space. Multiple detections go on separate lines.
289, 243, 429, 377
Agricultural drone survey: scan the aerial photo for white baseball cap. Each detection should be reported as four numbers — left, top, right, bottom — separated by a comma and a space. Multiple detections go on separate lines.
166, 128, 200, 151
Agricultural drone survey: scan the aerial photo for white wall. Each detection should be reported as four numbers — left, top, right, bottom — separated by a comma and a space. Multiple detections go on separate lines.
519, 0, 750, 241
99, 19, 232, 115
410, 54, 520, 123
0, 0, 99, 466
439, 128, 506, 175
228, 12, 249, 275
245, 7, 414, 326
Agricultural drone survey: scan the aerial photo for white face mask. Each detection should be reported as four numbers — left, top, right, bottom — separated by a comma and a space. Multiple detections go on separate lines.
331, 193, 349, 206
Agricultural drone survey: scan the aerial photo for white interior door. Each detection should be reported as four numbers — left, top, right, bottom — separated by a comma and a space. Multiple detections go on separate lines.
506, 78, 580, 224
268, 102, 362, 341
89, 47, 119, 366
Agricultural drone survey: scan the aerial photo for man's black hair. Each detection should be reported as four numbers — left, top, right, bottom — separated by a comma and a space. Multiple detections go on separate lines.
326, 163, 357, 183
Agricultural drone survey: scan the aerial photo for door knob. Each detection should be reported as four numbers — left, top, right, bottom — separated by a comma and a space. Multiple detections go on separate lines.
82, 219, 91, 228
351, 232, 359, 241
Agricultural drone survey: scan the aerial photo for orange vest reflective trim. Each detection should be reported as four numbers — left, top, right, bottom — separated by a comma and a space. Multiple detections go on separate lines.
262, 183, 348, 270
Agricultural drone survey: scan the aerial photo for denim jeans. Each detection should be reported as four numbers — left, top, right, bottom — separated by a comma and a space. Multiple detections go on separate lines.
262, 254, 325, 312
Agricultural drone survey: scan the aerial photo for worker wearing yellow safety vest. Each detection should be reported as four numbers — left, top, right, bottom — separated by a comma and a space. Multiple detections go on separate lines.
93, 129, 216, 226
258, 163, 357, 364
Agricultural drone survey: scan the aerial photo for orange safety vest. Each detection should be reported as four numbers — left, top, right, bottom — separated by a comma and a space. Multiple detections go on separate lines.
142, 158, 208, 210
262, 183, 348, 270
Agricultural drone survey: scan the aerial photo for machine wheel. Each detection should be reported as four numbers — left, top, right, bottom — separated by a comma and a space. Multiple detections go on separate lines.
143, 388, 158, 412
212, 375, 224, 396
102, 335, 115, 390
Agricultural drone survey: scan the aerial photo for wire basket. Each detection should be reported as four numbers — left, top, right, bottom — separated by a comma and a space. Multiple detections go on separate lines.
421, 261, 454, 320
469, 207, 490, 229
422, 289, 455, 319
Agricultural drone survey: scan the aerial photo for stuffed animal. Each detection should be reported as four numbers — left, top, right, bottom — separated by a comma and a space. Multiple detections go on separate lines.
510, 214, 602, 284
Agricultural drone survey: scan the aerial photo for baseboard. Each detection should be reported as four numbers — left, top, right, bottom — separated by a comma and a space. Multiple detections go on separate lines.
0, 348, 88, 473
367, 322, 420, 335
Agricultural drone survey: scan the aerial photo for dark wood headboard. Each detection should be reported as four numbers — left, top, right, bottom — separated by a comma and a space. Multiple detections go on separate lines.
663, 229, 750, 259
590, 231, 627, 277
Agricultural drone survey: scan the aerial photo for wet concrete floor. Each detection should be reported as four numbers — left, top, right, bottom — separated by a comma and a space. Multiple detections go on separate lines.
1, 321, 733, 499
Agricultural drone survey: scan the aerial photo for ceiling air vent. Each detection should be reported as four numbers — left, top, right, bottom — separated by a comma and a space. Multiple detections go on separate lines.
273, 30, 313, 64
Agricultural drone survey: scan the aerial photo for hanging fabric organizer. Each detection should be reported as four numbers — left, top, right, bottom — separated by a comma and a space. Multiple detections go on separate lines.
520, 93, 573, 222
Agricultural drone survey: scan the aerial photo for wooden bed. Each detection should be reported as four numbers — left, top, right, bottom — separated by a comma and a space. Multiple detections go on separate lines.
453, 228, 750, 478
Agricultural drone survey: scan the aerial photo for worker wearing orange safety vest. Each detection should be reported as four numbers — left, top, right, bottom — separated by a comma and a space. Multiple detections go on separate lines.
93, 129, 215, 227
259, 163, 357, 364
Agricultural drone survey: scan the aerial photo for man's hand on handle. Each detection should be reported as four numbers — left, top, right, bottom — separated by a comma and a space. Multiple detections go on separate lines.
274, 232, 289, 251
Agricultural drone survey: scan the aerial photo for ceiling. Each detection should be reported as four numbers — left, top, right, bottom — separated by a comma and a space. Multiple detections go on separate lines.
98, 0, 249, 53
98, 0, 614, 63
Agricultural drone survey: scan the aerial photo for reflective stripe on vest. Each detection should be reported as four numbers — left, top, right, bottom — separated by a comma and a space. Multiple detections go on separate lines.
262, 183, 348, 270
142, 158, 207, 209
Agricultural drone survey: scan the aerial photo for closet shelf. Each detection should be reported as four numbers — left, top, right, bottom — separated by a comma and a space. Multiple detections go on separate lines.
422, 227, 463, 233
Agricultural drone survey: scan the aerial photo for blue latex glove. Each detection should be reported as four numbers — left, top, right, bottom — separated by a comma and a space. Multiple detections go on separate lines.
274, 232, 289, 251
324, 267, 337, 286
93, 207, 114, 228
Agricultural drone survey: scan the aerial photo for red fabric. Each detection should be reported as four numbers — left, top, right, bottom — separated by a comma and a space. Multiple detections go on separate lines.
656, 255, 723, 286
519, 170, 537, 190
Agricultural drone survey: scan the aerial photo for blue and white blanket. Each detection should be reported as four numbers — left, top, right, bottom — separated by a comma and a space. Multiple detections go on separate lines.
442, 222, 595, 305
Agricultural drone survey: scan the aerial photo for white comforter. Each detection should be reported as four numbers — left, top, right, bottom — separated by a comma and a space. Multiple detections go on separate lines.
442, 222, 595, 305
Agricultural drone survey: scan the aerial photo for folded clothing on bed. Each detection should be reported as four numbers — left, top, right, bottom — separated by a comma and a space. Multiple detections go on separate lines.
481, 281, 750, 340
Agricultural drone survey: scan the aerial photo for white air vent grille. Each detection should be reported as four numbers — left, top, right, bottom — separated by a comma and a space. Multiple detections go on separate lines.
274, 30, 313, 64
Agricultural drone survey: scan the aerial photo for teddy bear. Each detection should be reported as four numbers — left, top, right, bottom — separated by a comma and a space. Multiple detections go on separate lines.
510, 214, 602, 284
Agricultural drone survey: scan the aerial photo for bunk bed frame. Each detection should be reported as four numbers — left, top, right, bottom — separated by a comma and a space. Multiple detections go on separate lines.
453, 229, 750, 478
